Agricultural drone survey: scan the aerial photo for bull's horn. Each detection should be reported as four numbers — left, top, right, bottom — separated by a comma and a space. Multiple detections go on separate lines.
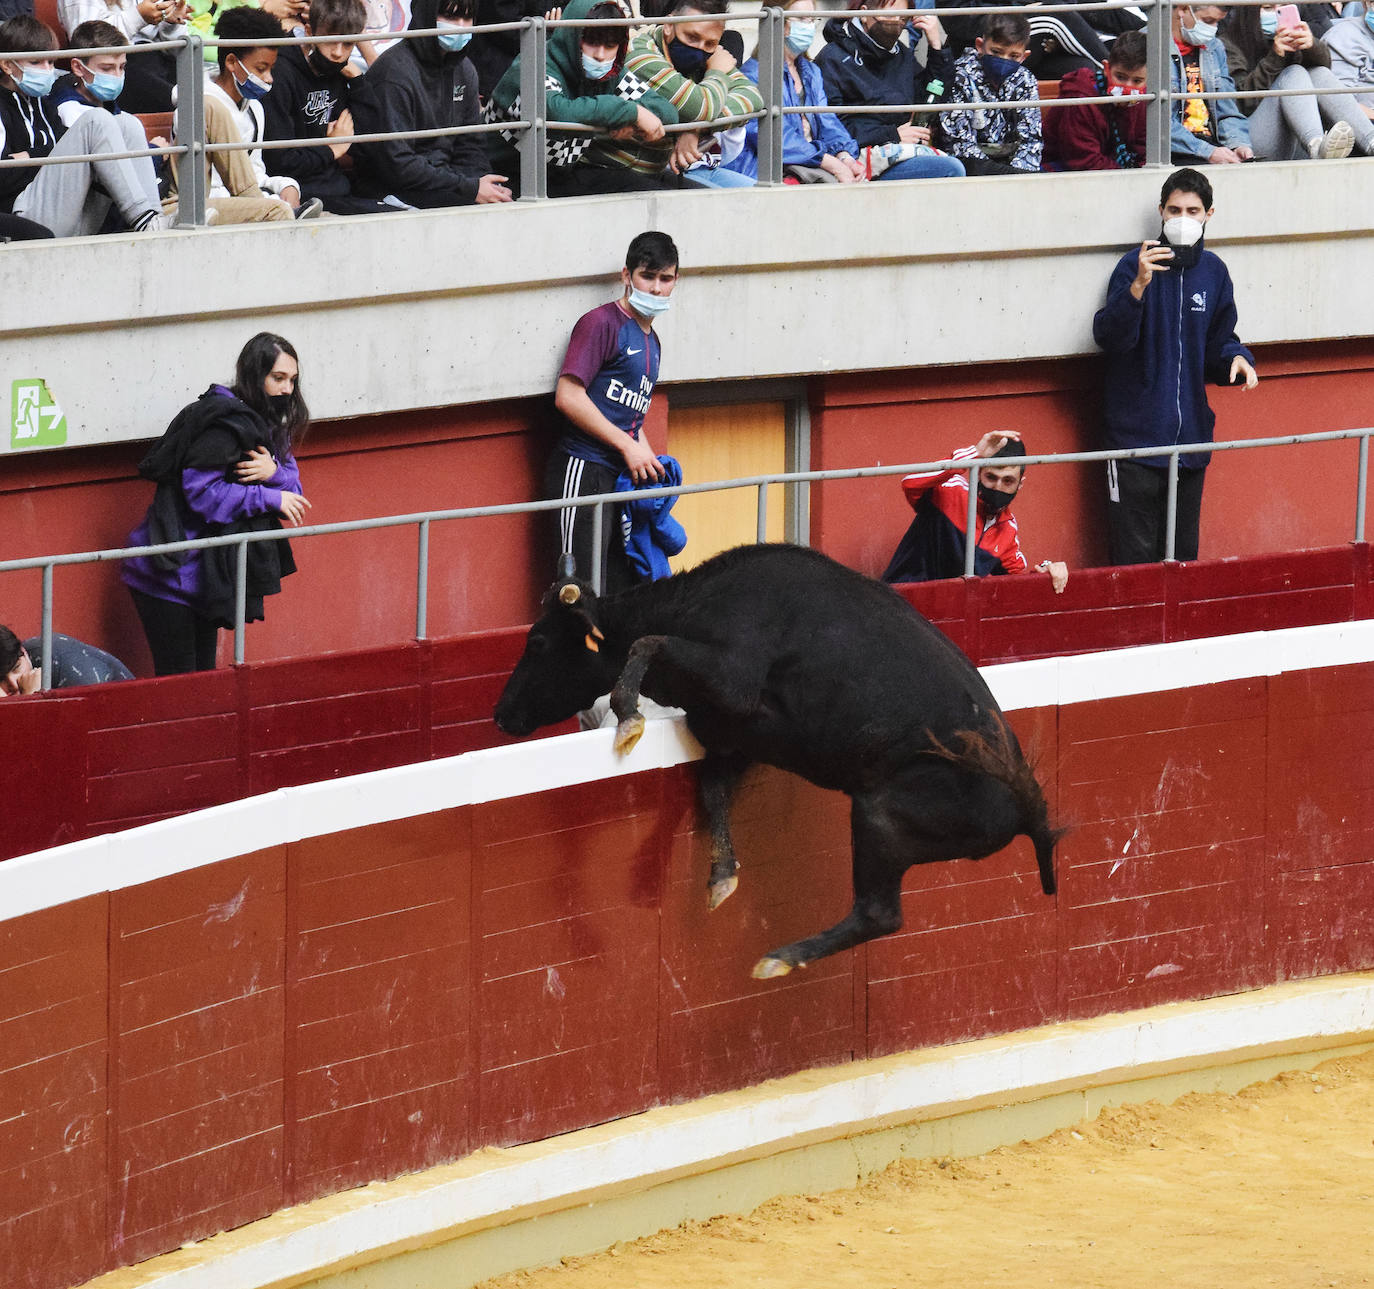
559, 584, 581, 605
556, 553, 577, 582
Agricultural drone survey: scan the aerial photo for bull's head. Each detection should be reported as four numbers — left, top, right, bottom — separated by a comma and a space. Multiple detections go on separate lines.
493, 561, 616, 736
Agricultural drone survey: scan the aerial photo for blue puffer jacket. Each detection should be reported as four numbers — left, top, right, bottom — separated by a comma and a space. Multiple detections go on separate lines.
1093, 245, 1254, 471
614, 455, 687, 581
1169, 38, 1251, 159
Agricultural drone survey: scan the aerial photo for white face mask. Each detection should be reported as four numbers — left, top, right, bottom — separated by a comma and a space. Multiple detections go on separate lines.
1162, 215, 1205, 246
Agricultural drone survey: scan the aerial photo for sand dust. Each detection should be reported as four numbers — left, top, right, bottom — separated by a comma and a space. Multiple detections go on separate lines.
480, 1049, 1374, 1289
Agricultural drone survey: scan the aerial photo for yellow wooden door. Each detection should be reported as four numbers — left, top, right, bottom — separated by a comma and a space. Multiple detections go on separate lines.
666, 401, 789, 572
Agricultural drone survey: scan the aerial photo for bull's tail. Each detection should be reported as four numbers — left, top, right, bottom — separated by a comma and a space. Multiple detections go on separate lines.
924, 721, 1065, 897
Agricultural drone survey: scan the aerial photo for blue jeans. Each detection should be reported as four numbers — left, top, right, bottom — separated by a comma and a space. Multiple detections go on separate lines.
879, 154, 967, 181
682, 165, 756, 189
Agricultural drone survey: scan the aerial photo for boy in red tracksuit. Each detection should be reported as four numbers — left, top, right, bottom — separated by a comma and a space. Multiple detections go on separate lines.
882, 431, 1068, 591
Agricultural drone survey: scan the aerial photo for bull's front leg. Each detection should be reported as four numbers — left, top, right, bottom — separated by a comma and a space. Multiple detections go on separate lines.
608, 635, 763, 755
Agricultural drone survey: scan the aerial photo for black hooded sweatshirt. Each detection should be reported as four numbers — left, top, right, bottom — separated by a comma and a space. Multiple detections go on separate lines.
136, 389, 297, 628
260, 44, 356, 199
349, 0, 489, 206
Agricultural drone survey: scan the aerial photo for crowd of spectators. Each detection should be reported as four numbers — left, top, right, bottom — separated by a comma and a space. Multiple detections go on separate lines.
4, 0, 1374, 234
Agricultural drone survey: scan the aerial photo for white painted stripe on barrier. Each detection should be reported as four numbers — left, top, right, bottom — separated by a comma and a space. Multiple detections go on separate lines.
5, 619, 1374, 922
103, 973, 1374, 1289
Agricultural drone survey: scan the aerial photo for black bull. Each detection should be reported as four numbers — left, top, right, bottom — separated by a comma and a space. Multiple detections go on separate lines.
494, 544, 1060, 978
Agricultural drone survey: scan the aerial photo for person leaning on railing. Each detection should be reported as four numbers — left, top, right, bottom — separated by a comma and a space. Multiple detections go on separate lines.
576, 0, 763, 188
882, 432, 1070, 593
0, 15, 173, 234
349, 0, 515, 205
484, 0, 682, 197
1220, 3, 1373, 157
261, 0, 400, 212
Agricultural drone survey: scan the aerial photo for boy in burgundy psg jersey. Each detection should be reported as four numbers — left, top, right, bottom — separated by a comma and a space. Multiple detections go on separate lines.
547, 230, 680, 594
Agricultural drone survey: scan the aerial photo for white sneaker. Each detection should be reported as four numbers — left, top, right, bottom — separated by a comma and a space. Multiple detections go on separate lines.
294, 197, 324, 220
1316, 121, 1354, 160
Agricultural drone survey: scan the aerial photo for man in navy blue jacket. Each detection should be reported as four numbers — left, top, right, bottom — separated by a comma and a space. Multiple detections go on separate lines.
1093, 168, 1258, 566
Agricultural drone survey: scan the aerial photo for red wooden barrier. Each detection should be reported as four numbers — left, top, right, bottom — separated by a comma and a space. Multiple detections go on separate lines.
6, 663, 1374, 1289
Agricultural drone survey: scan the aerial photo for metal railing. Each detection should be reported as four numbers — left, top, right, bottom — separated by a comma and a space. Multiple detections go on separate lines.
1, 0, 1367, 222
2, 427, 1371, 690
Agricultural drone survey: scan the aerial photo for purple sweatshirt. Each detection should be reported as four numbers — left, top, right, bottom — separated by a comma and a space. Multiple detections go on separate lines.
123, 452, 301, 607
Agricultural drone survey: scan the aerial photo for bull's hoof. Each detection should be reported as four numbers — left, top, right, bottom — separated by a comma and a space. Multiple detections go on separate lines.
613, 714, 645, 755
751, 956, 792, 980
707, 875, 738, 910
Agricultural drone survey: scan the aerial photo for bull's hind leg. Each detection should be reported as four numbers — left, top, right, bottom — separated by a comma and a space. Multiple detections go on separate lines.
753, 795, 907, 979
699, 753, 748, 908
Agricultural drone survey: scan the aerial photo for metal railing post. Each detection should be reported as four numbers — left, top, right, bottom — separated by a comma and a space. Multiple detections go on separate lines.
1165, 450, 1180, 561
40, 564, 54, 691
416, 518, 430, 639
1357, 434, 1370, 544
234, 539, 248, 664
1145, 0, 1171, 167
964, 464, 978, 577
590, 501, 605, 595
756, 483, 768, 543
518, 17, 548, 201
175, 33, 207, 227
755, 7, 785, 187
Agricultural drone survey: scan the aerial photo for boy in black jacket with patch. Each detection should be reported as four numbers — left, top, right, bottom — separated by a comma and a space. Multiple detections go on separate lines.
262, 0, 395, 213
350, 0, 512, 207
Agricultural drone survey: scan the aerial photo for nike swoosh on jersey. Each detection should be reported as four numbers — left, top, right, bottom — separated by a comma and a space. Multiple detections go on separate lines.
626, 347, 643, 355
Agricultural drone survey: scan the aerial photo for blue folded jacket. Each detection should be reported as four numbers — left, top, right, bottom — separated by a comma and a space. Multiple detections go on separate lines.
614, 455, 687, 581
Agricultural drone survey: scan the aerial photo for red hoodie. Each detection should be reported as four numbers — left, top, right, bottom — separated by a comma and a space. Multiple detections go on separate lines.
1042, 66, 1146, 172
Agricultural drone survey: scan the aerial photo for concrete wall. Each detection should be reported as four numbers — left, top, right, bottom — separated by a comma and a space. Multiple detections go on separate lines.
6, 162, 1373, 456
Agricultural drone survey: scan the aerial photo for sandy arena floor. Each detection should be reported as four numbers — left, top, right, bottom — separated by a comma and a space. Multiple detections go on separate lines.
480, 1049, 1374, 1289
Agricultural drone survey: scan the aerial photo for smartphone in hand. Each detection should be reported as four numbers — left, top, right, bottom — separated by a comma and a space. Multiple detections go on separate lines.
1277, 4, 1300, 28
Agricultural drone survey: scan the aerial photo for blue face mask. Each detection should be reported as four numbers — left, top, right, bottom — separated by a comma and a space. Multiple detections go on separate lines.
86, 70, 125, 102
436, 21, 473, 53
785, 20, 815, 54
17, 65, 56, 97
627, 286, 672, 319
668, 38, 709, 77
581, 50, 615, 79
1365, 5, 1374, 34
1259, 8, 1278, 33
231, 59, 271, 100
978, 52, 1022, 85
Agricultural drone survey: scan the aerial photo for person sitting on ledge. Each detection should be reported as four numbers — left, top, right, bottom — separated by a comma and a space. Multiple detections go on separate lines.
882, 431, 1068, 593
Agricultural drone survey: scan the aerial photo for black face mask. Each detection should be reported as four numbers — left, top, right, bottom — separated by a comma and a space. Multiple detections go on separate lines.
978, 483, 1015, 515
306, 47, 338, 76
267, 393, 293, 418
668, 38, 710, 78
